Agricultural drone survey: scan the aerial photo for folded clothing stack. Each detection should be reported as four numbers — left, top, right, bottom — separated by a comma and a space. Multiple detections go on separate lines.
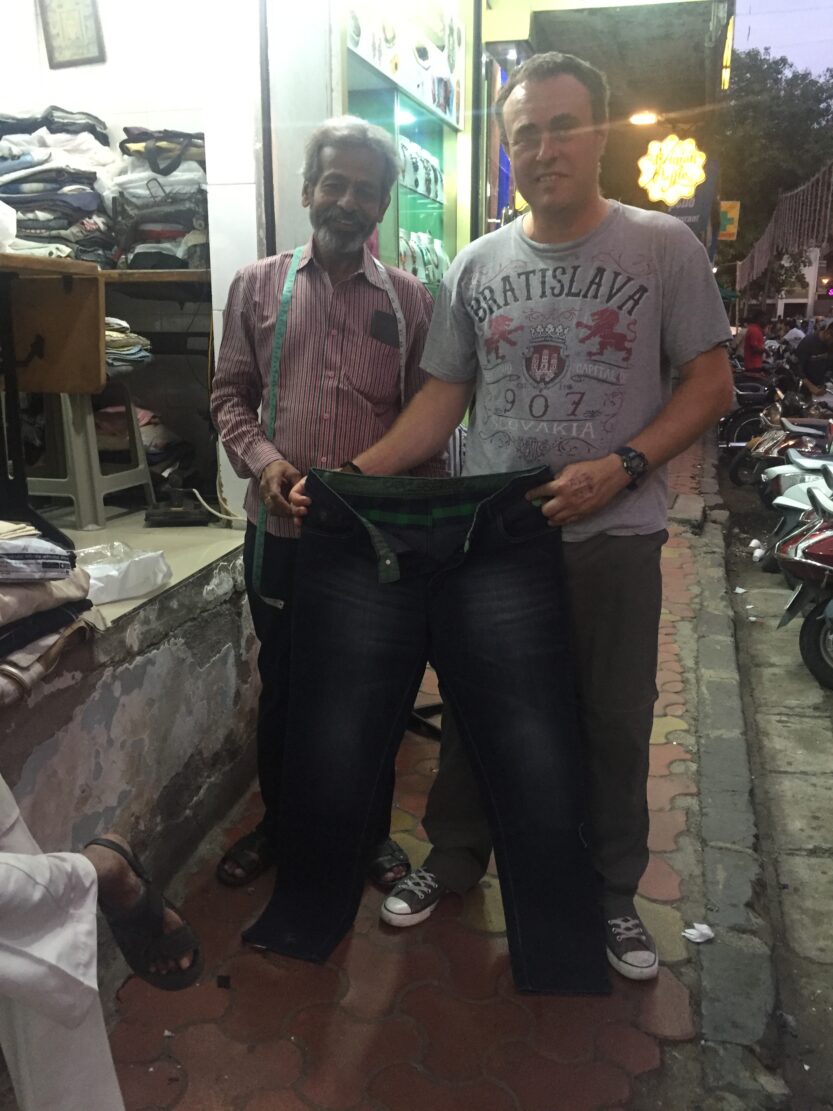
0, 106, 118, 266
0, 521, 94, 708
0, 532, 74, 582
108, 128, 209, 270
94, 402, 183, 467
105, 315, 152, 372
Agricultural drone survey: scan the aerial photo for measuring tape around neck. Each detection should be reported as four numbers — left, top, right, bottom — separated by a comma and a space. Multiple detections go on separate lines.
252, 247, 408, 606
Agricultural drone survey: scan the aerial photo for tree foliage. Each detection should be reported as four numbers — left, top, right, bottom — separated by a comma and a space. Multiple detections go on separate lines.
714, 49, 833, 265
745, 251, 810, 302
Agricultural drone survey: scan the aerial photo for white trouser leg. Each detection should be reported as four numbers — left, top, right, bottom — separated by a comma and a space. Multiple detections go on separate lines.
0, 775, 125, 1111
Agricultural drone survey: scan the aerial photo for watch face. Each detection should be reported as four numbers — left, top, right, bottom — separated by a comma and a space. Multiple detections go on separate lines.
623, 450, 647, 477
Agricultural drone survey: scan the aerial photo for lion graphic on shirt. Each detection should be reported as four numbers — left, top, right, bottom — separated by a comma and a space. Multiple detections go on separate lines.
576, 309, 637, 363
485, 314, 524, 359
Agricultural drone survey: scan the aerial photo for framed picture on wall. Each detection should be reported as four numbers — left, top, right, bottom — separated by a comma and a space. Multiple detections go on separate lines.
37, 0, 106, 69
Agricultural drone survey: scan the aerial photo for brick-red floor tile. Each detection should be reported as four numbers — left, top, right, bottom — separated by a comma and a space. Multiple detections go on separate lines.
637, 968, 696, 1041
400, 984, 530, 1081
287, 1004, 423, 1109
369, 1063, 518, 1111
649, 742, 692, 776
512, 980, 638, 1063
114, 1058, 184, 1109
420, 917, 510, 1000
219, 951, 344, 1044
488, 1042, 632, 1110
171, 1023, 302, 1108
648, 809, 688, 852
116, 977, 231, 1030
647, 773, 697, 812
638, 855, 682, 902
330, 933, 445, 1019
241, 1091, 311, 1111
596, 1022, 662, 1076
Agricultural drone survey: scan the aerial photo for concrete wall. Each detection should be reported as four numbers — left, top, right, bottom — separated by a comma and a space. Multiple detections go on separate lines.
0, 552, 257, 875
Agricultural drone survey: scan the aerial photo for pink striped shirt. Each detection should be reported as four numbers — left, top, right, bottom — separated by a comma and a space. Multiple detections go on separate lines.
211, 239, 447, 537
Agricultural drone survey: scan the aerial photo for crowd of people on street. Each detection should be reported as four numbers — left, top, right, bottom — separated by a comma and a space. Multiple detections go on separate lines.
732, 311, 833, 401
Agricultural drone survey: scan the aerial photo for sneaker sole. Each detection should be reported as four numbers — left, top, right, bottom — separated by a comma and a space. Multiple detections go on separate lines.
380, 902, 440, 928
606, 946, 659, 981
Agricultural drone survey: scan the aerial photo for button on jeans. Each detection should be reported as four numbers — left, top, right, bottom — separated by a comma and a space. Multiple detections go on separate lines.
243, 467, 609, 994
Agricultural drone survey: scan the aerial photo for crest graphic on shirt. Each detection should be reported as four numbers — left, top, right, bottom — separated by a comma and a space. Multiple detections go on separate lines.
522, 323, 569, 387
575, 308, 637, 364
485, 314, 524, 360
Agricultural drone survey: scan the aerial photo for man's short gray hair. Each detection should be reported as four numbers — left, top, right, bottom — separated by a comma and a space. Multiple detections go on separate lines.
302, 116, 400, 197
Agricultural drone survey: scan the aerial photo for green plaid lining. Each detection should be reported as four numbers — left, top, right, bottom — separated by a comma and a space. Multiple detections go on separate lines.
362, 502, 480, 527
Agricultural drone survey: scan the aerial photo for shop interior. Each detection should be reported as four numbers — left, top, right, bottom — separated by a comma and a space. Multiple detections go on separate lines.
0, 1, 256, 627
1, 0, 473, 628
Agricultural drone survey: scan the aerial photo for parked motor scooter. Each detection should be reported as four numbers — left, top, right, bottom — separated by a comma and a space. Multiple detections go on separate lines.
776, 484, 833, 687
718, 357, 801, 455
730, 414, 826, 487
757, 454, 833, 573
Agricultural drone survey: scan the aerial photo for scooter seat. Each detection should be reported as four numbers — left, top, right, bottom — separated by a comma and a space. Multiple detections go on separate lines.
773, 490, 814, 512
782, 418, 827, 436
785, 449, 830, 470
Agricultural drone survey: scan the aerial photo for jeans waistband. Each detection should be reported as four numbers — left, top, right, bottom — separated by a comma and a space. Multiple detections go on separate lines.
305, 467, 553, 583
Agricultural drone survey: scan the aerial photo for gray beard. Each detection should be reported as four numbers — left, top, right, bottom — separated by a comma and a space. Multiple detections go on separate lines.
312, 220, 369, 256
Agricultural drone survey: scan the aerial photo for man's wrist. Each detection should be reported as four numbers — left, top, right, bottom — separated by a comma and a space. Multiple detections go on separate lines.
612, 446, 649, 490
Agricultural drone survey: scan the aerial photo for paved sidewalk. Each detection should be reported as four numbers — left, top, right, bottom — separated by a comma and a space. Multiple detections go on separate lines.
108, 441, 786, 1110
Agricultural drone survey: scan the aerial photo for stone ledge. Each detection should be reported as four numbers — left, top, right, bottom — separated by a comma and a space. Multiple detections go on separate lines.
669, 492, 706, 531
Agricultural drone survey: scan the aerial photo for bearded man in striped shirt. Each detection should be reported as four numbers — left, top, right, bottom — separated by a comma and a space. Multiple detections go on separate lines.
211, 117, 446, 888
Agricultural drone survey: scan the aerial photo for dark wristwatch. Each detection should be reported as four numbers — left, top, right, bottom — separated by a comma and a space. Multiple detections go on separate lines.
338, 460, 363, 475
613, 446, 648, 490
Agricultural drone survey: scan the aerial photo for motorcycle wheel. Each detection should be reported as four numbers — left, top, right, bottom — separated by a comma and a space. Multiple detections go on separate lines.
724, 410, 764, 451
729, 449, 760, 487
798, 601, 833, 689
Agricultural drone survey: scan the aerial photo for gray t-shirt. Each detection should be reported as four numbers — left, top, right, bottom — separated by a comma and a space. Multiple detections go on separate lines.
422, 200, 731, 539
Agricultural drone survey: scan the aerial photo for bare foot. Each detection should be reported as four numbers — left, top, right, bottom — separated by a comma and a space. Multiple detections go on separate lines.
84, 833, 195, 975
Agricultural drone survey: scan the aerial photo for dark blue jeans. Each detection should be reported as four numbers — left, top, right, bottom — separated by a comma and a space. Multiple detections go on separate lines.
242, 523, 394, 852
242, 468, 609, 994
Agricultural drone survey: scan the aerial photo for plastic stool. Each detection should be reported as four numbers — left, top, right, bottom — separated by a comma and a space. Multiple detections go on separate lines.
28, 382, 156, 529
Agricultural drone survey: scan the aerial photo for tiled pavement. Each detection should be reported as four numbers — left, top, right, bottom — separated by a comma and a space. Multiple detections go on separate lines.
111, 447, 707, 1110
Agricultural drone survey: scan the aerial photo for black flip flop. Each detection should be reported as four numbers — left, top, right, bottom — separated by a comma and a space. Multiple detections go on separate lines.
86, 837, 203, 992
367, 837, 411, 888
215, 827, 276, 887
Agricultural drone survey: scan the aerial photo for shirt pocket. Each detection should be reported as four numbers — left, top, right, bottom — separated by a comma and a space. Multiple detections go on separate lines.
342, 330, 402, 410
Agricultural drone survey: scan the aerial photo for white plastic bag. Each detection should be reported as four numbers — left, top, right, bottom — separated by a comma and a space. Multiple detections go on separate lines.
75, 541, 172, 604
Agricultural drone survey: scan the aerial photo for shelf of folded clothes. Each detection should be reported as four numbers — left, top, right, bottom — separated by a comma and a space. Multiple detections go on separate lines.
0, 518, 100, 709
0, 108, 118, 266
108, 127, 209, 271
0, 111, 210, 272
105, 315, 152, 375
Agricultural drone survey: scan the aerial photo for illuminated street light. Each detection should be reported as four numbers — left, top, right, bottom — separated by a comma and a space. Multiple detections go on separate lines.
637, 133, 707, 206
629, 111, 659, 126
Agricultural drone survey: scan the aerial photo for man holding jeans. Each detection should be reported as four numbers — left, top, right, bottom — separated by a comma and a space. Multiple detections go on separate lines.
294, 52, 732, 980
211, 116, 445, 889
